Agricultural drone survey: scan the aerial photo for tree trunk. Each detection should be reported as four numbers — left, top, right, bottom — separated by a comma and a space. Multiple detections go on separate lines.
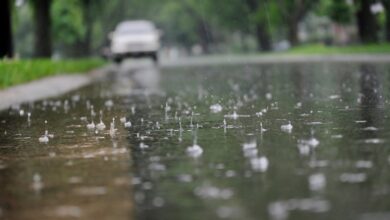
32, 0, 52, 58
197, 20, 213, 54
181, 2, 213, 54
383, 1, 390, 42
386, 14, 390, 42
288, 21, 299, 46
256, 23, 271, 51
356, 0, 378, 43
0, 0, 13, 58
244, 0, 272, 51
80, 0, 92, 56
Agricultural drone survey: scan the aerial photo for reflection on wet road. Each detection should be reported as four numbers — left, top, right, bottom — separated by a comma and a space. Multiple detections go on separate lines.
1, 60, 390, 220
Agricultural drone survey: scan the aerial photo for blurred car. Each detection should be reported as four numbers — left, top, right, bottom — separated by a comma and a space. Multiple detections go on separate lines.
110, 20, 161, 63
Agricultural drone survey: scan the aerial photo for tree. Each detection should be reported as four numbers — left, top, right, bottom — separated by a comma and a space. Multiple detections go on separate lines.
0, 0, 13, 58
355, 0, 379, 43
244, 0, 272, 51
180, 0, 215, 53
276, 0, 319, 46
154, 1, 200, 51
78, 0, 104, 56
80, 0, 93, 56
326, 0, 353, 24
381, 0, 390, 41
31, 0, 52, 57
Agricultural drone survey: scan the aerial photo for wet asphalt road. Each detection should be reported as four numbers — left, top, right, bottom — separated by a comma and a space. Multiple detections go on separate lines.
1, 59, 390, 220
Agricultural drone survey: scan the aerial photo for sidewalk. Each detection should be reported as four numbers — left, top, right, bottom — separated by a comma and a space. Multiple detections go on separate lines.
0, 65, 113, 111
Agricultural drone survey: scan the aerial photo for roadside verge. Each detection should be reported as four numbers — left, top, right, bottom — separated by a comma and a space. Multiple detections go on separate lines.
0, 65, 113, 111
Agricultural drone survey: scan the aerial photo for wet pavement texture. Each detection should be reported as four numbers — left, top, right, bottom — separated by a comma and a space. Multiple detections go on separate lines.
1, 60, 390, 220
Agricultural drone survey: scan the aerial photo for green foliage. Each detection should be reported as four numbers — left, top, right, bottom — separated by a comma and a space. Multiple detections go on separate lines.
0, 59, 105, 88
285, 43, 390, 54
13, 4, 34, 57
52, 0, 85, 45
155, 1, 199, 47
326, 0, 354, 24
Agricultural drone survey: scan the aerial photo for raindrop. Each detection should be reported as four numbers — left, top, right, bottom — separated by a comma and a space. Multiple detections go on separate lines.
54, 206, 82, 218
362, 126, 379, 131
259, 122, 267, 133
295, 102, 302, 109
156, 121, 160, 129
110, 118, 117, 137
153, 197, 165, 207
217, 206, 234, 219
90, 105, 96, 117
225, 111, 239, 120
308, 173, 326, 191
105, 99, 114, 109
131, 105, 136, 114
177, 174, 193, 182
364, 138, 384, 144
139, 142, 149, 149
339, 173, 367, 183
355, 160, 373, 169
242, 140, 256, 150
268, 202, 288, 220
38, 121, 50, 143
32, 173, 44, 192
124, 120, 132, 128
186, 144, 203, 158
250, 156, 268, 172
86, 120, 95, 130
27, 112, 31, 125
210, 104, 223, 113
281, 121, 293, 133
265, 93, 272, 100
96, 110, 106, 130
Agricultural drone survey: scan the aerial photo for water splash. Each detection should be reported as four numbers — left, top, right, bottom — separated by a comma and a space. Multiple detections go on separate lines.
210, 104, 223, 113
280, 121, 293, 133
96, 110, 106, 130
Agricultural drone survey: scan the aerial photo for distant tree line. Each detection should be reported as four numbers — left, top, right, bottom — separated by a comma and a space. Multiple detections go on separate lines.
1, 0, 390, 58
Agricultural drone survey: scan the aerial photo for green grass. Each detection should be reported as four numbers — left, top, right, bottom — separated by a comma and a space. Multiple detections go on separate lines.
0, 58, 105, 89
284, 43, 390, 54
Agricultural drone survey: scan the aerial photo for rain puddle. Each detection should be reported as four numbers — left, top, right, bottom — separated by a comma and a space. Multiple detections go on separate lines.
1, 61, 390, 220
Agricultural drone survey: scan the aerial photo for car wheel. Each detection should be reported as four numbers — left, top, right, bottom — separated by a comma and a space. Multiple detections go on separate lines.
151, 53, 158, 63
113, 57, 122, 64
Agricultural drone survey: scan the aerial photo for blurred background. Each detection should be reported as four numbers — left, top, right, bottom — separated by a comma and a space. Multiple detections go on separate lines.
1, 0, 390, 59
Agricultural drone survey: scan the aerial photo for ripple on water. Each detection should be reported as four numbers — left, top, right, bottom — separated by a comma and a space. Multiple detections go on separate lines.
308, 173, 326, 191
186, 144, 203, 158
339, 173, 367, 183
53, 205, 82, 218
74, 186, 107, 196
210, 104, 223, 113
362, 126, 379, 131
355, 160, 373, 169
362, 138, 385, 144
194, 183, 234, 200
250, 156, 269, 172
280, 121, 293, 133
177, 174, 193, 183
268, 198, 330, 220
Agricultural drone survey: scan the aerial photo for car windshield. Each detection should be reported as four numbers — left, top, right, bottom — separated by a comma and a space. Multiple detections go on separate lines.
116, 22, 154, 34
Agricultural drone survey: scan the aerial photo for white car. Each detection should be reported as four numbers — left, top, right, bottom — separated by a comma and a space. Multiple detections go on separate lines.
110, 20, 160, 63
